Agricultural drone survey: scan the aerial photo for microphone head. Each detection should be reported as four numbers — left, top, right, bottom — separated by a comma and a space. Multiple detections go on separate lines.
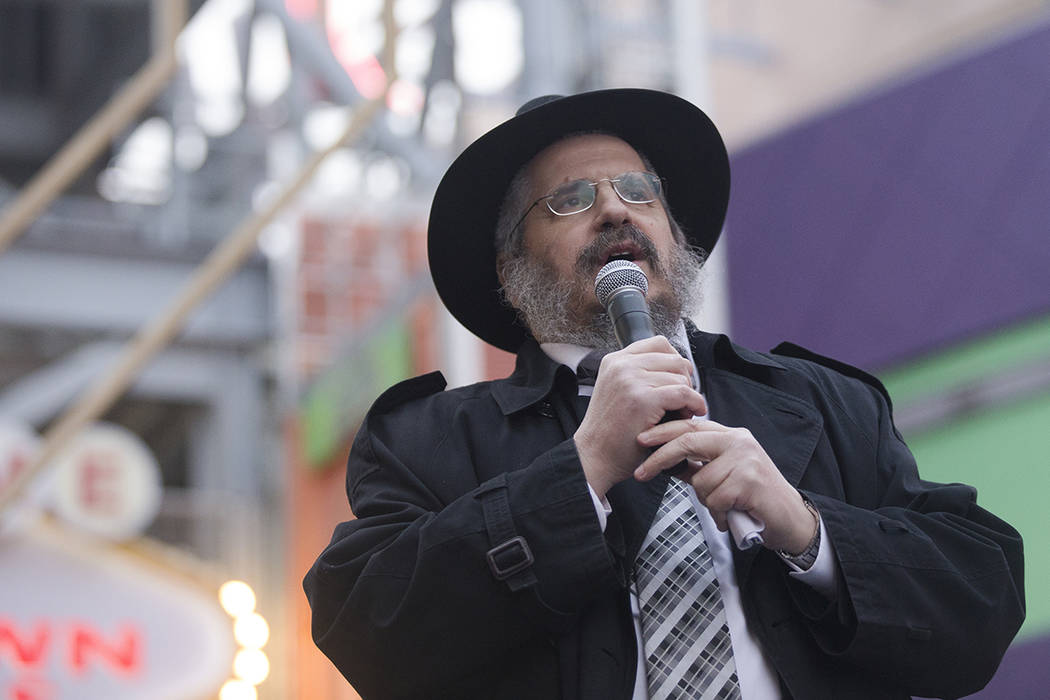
594, 260, 649, 308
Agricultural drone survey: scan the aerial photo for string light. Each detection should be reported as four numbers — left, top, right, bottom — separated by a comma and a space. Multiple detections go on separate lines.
219, 580, 271, 692
233, 612, 270, 649
219, 678, 258, 700
219, 580, 256, 617
233, 648, 271, 685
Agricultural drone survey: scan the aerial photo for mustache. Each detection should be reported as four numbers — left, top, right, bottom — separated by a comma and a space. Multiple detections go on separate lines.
573, 224, 660, 276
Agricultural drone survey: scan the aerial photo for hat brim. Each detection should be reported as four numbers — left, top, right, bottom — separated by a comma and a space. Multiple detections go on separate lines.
427, 88, 730, 353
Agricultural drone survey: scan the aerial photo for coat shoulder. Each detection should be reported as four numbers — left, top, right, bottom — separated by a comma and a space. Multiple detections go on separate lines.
363, 372, 505, 446
349, 373, 506, 501
768, 341, 892, 411
371, 371, 448, 413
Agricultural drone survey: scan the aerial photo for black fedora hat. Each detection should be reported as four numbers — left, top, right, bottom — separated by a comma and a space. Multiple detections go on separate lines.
427, 88, 730, 353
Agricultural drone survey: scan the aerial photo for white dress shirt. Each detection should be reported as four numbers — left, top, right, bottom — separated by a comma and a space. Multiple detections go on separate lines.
541, 327, 839, 700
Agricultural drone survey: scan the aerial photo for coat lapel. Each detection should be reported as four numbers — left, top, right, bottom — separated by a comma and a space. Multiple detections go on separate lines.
702, 366, 824, 585
607, 473, 670, 566
704, 368, 823, 487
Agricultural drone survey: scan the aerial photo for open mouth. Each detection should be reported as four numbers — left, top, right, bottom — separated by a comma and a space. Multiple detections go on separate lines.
603, 244, 644, 265
575, 227, 657, 276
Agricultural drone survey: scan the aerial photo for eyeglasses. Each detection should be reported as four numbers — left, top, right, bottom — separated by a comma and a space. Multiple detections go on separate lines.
512, 170, 663, 232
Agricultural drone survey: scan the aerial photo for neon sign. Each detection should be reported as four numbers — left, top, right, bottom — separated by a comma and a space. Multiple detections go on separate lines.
1, 619, 141, 699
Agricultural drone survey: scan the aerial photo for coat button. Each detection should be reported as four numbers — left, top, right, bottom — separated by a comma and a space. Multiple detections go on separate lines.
536, 400, 555, 418
878, 519, 909, 534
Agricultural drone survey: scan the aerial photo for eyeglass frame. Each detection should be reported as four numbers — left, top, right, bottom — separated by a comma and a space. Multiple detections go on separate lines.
510, 170, 665, 234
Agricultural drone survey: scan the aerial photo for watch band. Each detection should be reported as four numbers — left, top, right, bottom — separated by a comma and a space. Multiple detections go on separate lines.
778, 496, 821, 570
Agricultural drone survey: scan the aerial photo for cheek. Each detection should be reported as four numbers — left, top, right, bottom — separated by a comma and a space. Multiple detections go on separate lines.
644, 210, 677, 243
525, 228, 581, 267
519, 239, 573, 283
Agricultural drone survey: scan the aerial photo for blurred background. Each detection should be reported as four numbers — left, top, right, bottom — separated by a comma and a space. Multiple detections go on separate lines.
0, 0, 1047, 698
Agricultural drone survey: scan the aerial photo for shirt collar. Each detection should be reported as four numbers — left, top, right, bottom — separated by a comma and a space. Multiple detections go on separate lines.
538, 342, 593, 374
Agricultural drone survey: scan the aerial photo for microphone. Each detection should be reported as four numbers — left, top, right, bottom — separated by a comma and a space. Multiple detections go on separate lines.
593, 260, 765, 549
594, 260, 655, 346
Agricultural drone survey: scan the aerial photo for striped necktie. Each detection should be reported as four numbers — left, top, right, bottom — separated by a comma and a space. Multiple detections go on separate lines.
635, 465, 741, 700
574, 348, 740, 698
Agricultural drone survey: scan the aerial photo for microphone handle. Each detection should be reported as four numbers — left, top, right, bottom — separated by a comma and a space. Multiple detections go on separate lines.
607, 288, 655, 346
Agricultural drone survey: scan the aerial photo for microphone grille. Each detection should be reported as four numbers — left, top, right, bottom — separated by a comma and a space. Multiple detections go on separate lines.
594, 260, 649, 307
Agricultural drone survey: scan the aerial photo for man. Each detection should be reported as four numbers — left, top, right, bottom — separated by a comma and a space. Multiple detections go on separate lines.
304, 89, 1024, 699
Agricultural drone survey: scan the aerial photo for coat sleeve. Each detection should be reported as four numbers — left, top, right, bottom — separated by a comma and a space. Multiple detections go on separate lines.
787, 366, 1025, 699
302, 380, 622, 698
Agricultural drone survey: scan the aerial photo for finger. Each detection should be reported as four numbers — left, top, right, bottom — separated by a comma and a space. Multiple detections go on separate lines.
648, 385, 707, 417
618, 338, 693, 371
637, 418, 704, 448
634, 430, 733, 480
637, 369, 695, 389
593, 370, 692, 404
637, 416, 728, 446
692, 461, 742, 512
623, 335, 680, 355
603, 353, 694, 382
591, 382, 704, 429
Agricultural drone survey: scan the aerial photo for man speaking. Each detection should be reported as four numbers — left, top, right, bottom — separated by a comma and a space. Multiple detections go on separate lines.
304, 89, 1024, 699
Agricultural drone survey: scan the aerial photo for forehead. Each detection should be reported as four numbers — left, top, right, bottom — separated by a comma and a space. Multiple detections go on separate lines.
527, 133, 646, 189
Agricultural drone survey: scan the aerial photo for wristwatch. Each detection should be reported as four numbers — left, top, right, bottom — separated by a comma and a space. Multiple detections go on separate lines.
778, 496, 821, 570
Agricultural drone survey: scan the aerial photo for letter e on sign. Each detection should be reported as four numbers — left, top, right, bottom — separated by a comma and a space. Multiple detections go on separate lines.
51, 424, 162, 541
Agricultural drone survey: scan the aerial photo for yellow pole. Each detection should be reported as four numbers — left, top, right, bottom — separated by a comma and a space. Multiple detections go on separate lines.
0, 1, 400, 515
0, 0, 187, 256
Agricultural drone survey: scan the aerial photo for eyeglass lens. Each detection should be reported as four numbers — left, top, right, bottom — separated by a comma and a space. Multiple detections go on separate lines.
546, 171, 661, 215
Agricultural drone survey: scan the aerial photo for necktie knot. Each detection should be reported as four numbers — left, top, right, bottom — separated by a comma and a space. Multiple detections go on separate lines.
575, 350, 605, 387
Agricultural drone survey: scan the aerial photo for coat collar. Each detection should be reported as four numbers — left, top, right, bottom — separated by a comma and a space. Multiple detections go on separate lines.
491, 339, 567, 415
697, 326, 789, 375
490, 327, 795, 416
489, 327, 823, 489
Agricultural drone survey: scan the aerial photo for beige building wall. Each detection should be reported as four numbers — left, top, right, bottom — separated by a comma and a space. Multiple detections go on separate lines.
706, 0, 1050, 150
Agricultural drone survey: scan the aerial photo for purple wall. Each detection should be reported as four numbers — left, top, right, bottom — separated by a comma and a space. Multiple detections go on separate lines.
725, 23, 1050, 371
965, 635, 1050, 700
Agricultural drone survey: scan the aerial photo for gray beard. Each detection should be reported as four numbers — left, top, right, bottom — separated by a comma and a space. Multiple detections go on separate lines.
500, 227, 707, 354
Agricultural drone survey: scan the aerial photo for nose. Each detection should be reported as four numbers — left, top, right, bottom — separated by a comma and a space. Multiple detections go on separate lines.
590, 180, 632, 229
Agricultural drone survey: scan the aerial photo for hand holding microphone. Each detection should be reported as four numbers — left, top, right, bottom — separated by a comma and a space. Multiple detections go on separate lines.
592, 260, 766, 549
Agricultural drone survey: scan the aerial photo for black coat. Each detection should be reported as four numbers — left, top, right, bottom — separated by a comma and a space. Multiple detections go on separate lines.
304, 329, 1024, 700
